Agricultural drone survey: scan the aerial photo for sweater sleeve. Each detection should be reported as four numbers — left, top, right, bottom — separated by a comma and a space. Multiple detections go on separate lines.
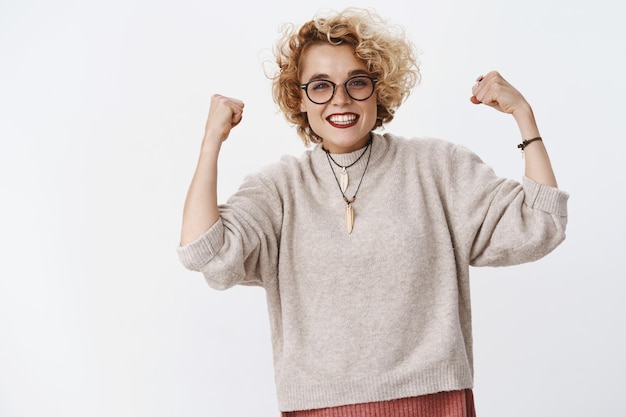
448, 144, 569, 267
177, 170, 282, 290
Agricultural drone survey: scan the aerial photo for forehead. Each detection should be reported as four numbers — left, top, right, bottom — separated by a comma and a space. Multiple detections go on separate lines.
299, 43, 367, 80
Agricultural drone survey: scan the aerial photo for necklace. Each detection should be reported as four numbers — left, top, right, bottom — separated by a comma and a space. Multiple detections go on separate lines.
324, 139, 373, 234
324, 142, 371, 193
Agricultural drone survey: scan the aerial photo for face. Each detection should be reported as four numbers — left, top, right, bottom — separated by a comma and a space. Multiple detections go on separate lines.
299, 43, 378, 154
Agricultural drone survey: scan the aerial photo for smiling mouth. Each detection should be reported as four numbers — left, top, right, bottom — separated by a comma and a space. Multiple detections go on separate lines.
327, 113, 359, 128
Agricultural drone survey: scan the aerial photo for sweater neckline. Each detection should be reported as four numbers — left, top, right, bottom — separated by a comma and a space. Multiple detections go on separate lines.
312, 132, 389, 174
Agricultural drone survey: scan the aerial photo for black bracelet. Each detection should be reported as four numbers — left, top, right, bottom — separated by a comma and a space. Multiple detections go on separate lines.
517, 136, 542, 151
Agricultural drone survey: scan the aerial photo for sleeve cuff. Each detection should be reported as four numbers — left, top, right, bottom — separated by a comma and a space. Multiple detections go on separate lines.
177, 219, 225, 271
522, 176, 569, 217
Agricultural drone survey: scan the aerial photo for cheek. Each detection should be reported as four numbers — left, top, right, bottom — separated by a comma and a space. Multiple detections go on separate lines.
366, 101, 378, 121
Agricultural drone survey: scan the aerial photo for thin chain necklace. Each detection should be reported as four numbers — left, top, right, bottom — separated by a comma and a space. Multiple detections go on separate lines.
325, 141, 371, 193
324, 139, 373, 234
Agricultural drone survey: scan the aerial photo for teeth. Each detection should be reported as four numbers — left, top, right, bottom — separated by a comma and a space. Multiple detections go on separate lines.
329, 114, 357, 124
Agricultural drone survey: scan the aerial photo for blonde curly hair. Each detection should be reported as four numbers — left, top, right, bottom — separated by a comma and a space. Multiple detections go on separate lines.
271, 8, 420, 147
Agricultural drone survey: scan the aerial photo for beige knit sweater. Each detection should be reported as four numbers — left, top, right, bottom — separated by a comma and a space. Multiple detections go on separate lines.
178, 133, 569, 411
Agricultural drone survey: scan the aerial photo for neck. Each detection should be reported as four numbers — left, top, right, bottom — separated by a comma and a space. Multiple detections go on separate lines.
324, 138, 372, 169
322, 134, 372, 154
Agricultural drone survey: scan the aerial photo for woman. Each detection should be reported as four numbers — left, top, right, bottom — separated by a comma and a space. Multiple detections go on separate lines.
178, 8, 568, 417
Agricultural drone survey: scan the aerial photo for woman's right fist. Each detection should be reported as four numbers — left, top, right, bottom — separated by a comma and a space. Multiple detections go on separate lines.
204, 94, 245, 143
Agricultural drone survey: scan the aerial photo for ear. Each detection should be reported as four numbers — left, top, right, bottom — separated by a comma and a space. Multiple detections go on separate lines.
299, 100, 307, 113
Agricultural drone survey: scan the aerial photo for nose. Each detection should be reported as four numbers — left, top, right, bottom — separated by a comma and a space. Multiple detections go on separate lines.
331, 84, 352, 104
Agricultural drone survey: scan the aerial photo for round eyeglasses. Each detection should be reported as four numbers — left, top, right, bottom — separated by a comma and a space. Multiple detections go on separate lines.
300, 76, 378, 105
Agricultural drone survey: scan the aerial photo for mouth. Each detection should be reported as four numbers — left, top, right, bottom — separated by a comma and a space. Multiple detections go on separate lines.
326, 113, 359, 128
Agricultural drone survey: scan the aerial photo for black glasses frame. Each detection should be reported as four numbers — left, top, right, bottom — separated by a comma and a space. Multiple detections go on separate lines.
300, 76, 378, 105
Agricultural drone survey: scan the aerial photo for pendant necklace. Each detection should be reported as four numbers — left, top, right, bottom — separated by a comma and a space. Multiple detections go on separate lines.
324, 139, 373, 234
324, 141, 371, 193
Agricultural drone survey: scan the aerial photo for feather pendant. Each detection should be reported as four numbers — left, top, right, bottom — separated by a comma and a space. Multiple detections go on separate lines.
345, 204, 354, 234
339, 167, 348, 193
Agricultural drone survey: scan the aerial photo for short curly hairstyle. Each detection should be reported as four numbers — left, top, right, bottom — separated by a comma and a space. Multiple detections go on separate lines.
271, 8, 420, 147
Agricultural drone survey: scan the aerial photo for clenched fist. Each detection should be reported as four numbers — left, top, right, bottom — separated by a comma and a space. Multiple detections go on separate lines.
204, 94, 245, 144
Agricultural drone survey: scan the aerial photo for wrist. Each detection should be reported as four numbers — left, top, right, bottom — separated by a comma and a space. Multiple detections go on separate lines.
200, 132, 224, 154
517, 136, 542, 152
512, 102, 540, 139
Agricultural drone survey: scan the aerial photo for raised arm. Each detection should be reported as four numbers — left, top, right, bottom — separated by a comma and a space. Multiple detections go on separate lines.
470, 71, 558, 188
180, 94, 244, 246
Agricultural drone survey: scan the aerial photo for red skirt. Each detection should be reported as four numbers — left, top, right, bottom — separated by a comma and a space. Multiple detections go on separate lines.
282, 389, 476, 417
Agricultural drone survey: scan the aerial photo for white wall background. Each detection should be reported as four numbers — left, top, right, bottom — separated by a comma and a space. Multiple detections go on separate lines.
1, 0, 624, 416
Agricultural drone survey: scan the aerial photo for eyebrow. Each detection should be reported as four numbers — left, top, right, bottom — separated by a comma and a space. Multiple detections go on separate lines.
306, 69, 370, 82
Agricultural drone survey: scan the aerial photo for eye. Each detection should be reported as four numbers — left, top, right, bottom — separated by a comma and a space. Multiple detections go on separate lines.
310, 80, 333, 91
347, 77, 369, 88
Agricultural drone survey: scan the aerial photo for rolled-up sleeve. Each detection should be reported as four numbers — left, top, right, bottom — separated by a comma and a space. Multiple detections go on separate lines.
177, 170, 283, 290
448, 144, 569, 267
